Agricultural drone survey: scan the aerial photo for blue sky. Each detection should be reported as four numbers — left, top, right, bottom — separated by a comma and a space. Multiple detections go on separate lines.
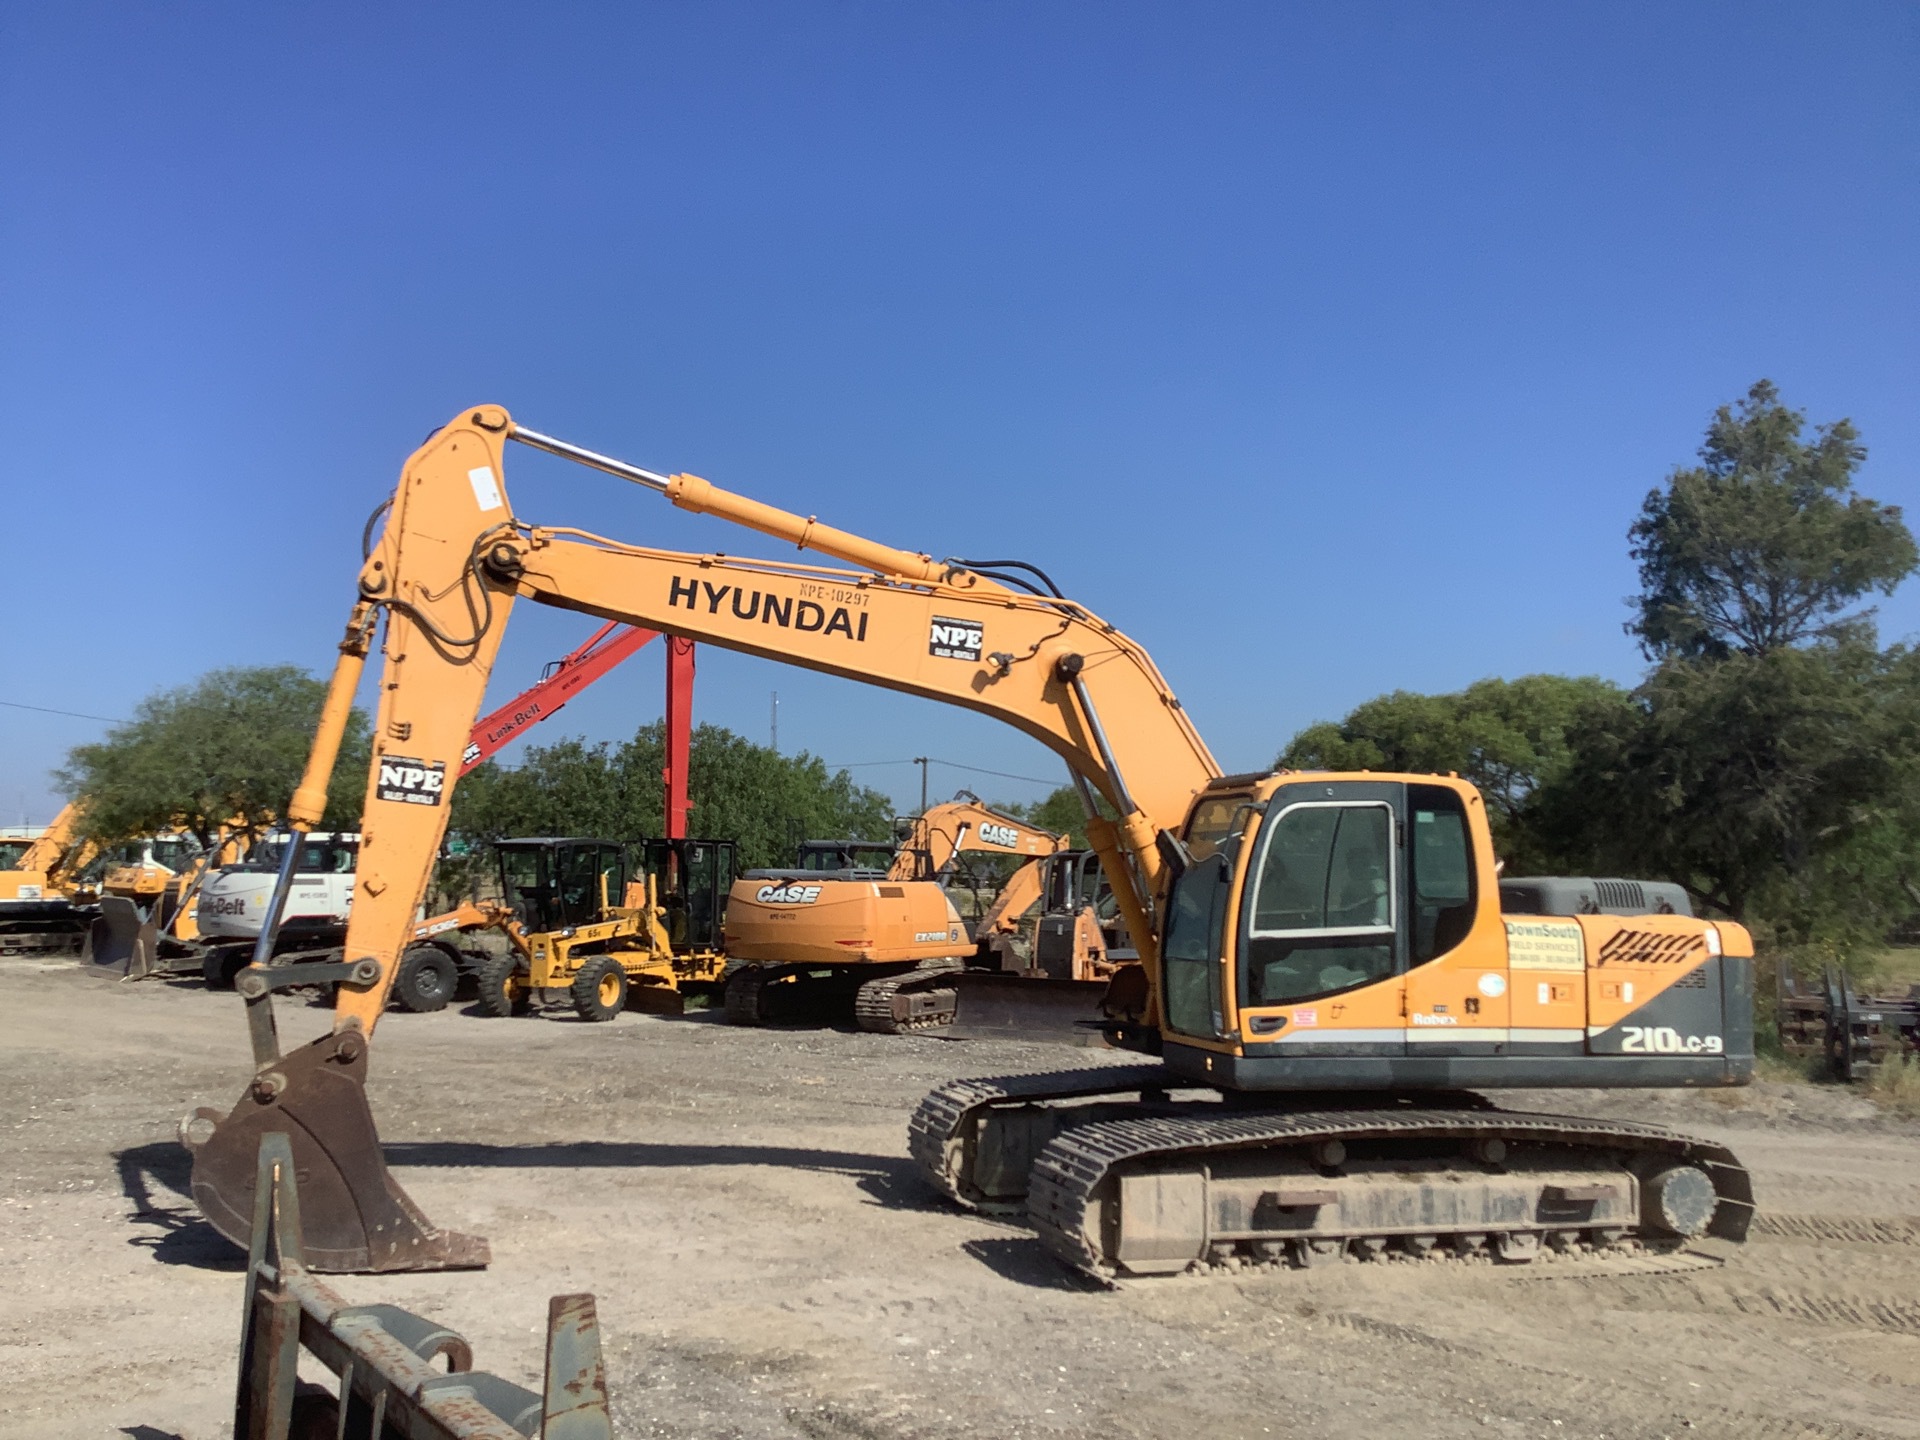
2, 2, 1915, 826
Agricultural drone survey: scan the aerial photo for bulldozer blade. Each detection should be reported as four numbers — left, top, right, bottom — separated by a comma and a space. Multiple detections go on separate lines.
945, 972, 1109, 1045
82, 895, 155, 976
183, 1028, 490, 1273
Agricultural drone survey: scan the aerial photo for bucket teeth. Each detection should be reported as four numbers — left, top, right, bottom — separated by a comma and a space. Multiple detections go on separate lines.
185, 1030, 490, 1273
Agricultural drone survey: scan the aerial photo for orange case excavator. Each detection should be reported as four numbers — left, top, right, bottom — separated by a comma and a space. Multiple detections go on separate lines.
182, 408, 1755, 1279
721, 792, 1068, 1032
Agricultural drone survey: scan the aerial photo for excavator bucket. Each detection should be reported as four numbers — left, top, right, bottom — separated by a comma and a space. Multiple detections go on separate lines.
81, 895, 155, 976
944, 972, 1109, 1045
183, 1030, 489, 1273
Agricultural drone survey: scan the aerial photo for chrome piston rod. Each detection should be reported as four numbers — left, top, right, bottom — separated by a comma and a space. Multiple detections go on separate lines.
510, 425, 673, 494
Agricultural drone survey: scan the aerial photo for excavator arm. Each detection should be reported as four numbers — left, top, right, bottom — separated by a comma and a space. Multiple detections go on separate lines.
14, 803, 81, 877
12, 802, 100, 893
886, 794, 1067, 882
974, 854, 1053, 939
186, 405, 1218, 1271
460, 621, 659, 774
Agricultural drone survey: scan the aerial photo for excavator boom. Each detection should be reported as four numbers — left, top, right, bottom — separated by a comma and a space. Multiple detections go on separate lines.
186, 406, 1218, 1269
461, 620, 658, 774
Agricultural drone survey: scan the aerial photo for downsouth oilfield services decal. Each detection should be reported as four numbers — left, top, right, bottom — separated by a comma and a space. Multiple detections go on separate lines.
377, 756, 447, 806
929, 616, 983, 661
1505, 918, 1584, 970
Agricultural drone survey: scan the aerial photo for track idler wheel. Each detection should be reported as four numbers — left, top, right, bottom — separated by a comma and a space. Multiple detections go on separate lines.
182, 1029, 490, 1273
1639, 1163, 1718, 1239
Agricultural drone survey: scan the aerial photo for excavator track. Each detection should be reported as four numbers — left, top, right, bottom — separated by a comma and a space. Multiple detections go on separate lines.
909, 1069, 1755, 1280
909, 1064, 1177, 1213
853, 958, 964, 1034
723, 964, 786, 1026
0, 929, 85, 957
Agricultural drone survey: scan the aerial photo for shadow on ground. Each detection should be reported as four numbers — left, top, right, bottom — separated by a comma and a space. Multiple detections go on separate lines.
382, 1138, 942, 1211
115, 1141, 246, 1270
112, 1135, 951, 1273
962, 1236, 1107, 1292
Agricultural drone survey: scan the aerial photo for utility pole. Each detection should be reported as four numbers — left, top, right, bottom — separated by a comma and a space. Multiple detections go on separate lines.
914, 756, 929, 814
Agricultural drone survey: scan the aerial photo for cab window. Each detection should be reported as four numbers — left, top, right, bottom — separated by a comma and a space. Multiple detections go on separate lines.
1162, 852, 1230, 1037
1242, 802, 1396, 1007
1182, 796, 1245, 862
1408, 784, 1475, 963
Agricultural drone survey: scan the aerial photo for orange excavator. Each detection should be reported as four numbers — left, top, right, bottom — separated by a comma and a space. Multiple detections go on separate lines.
721, 791, 1068, 1031
183, 408, 1756, 1280
0, 804, 102, 955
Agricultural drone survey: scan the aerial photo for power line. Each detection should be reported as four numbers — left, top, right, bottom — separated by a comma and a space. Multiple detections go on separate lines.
824, 756, 1063, 788
0, 699, 125, 724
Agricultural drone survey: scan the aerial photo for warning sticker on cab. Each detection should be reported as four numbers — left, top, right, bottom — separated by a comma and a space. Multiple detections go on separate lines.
376, 756, 447, 806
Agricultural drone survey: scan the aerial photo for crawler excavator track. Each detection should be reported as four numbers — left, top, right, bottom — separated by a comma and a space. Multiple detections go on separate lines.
853, 958, 964, 1034
910, 1068, 1755, 1281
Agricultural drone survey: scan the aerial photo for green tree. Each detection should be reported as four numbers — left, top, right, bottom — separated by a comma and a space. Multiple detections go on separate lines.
1627, 379, 1916, 661
1278, 675, 1631, 871
1565, 382, 1920, 965
451, 721, 892, 871
56, 666, 369, 848
1533, 643, 1920, 949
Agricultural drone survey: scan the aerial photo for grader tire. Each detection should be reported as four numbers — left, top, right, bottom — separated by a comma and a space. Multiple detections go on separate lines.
392, 945, 457, 1014
476, 952, 532, 1017
571, 956, 628, 1022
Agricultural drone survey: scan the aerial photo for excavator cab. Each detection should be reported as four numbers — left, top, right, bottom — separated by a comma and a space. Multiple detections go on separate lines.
495, 838, 626, 934
1150, 775, 1756, 1089
793, 838, 894, 876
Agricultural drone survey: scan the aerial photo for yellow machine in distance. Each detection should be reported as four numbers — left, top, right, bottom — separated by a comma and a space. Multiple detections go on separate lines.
181, 407, 1756, 1280
0, 804, 103, 955
472, 835, 733, 1021
86, 827, 254, 973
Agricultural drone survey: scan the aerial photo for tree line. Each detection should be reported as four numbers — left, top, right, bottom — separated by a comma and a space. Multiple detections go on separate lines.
56, 684, 890, 875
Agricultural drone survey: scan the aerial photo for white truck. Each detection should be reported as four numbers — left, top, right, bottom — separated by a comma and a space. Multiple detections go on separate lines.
194, 832, 359, 985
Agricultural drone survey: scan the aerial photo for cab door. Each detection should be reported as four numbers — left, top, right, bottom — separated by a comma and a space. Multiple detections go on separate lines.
1400, 783, 1509, 1053
1227, 781, 1407, 1051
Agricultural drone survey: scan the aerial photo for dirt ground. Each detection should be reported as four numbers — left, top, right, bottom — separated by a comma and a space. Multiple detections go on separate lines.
5, 956, 1920, 1440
